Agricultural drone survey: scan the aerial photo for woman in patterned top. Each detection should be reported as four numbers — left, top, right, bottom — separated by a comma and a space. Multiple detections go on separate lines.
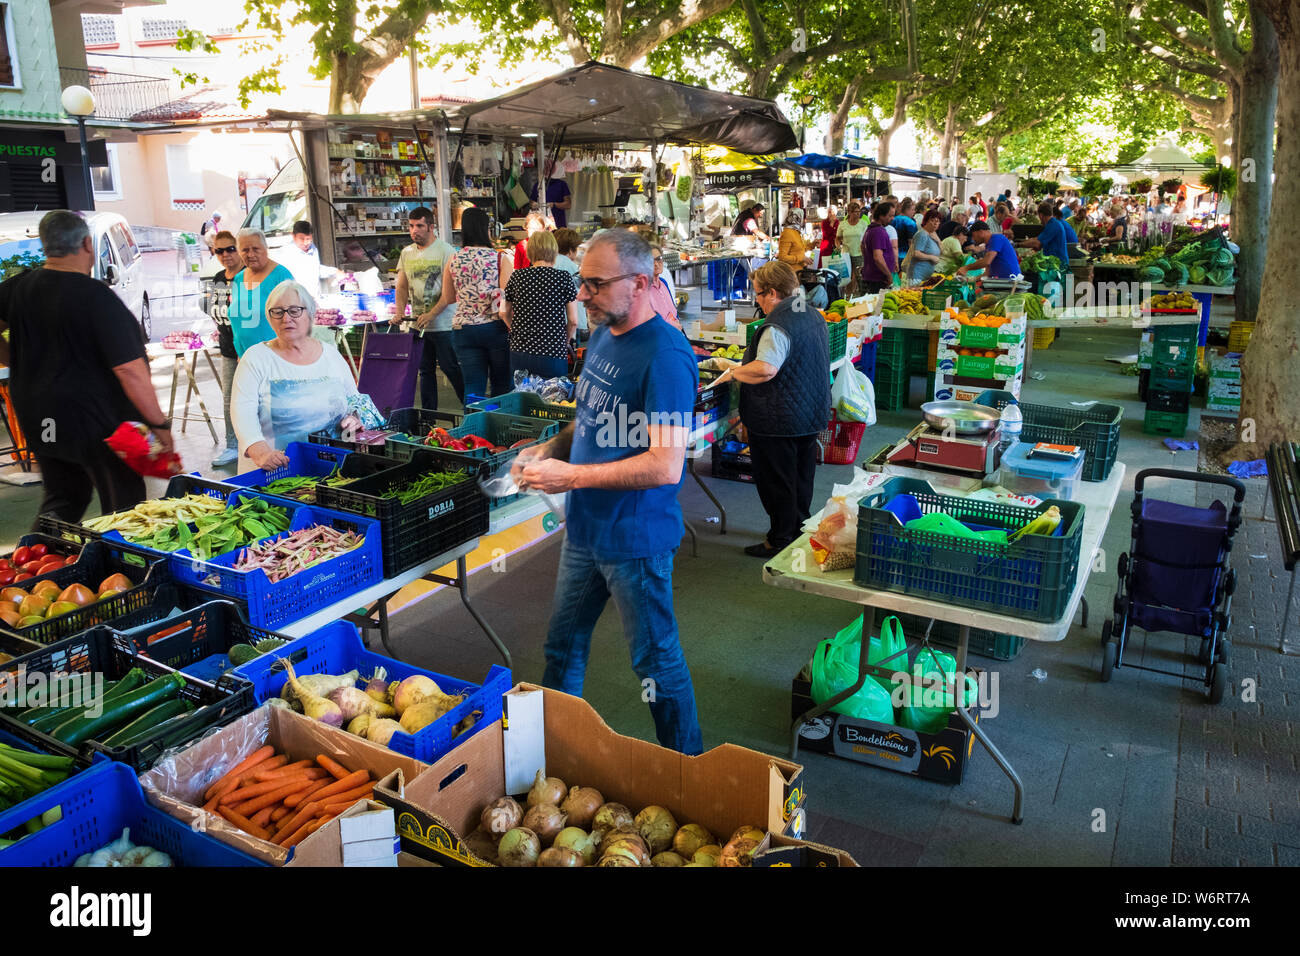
430, 207, 513, 397
501, 230, 578, 380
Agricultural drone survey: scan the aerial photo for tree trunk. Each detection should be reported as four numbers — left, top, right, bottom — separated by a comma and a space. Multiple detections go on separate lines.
940, 103, 957, 200
329, 53, 368, 114
828, 75, 863, 156
1231, 5, 1279, 325
1227, 1, 1299, 460
984, 135, 1001, 173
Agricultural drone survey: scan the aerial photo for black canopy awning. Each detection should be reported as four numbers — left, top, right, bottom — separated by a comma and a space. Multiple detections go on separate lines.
448, 62, 798, 154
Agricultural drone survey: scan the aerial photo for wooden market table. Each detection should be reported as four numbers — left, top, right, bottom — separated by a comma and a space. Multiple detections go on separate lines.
761, 462, 1127, 823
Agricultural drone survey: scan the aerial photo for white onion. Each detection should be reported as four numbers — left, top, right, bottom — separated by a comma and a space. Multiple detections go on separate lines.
526, 769, 567, 808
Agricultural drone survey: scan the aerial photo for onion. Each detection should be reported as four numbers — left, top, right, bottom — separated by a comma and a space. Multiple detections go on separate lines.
635, 805, 677, 855
730, 824, 765, 844
592, 801, 634, 835
559, 786, 604, 829
682, 862, 710, 867
464, 827, 499, 864
392, 674, 446, 716
652, 851, 686, 867
537, 847, 584, 867
480, 796, 523, 836
600, 843, 649, 867
720, 837, 761, 867
363, 670, 392, 704
365, 718, 404, 746
692, 844, 722, 866
553, 827, 599, 865
400, 697, 463, 735
598, 829, 650, 866
526, 769, 567, 808
672, 823, 714, 860
498, 827, 541, 867
597, 854, 639, 866
521, 803, 567, 846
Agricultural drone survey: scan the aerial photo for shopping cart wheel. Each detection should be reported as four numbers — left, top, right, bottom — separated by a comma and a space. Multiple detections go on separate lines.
1198, 638, 1211, 665
1218, 639, 1231, 666
1209, 662, 1227, 704
1100, 640, 1116, 683
1099, 617, 1112, 649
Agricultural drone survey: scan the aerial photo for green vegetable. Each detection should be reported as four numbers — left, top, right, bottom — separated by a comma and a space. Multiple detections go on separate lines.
24, 669, 148, 731
383, 469, 471, 504
129, 496, 292, 560
50, 673, 186, 747
259, 467, 359, 503
100, 698, 194, 747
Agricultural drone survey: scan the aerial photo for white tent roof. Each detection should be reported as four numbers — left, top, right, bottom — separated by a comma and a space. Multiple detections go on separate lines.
1130, 138, 1204, 178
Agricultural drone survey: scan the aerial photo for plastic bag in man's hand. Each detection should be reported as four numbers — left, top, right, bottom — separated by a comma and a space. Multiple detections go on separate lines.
478, 459, 566, 523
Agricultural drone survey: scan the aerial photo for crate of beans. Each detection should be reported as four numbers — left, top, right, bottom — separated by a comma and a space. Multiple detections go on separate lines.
224, 442, 403, 505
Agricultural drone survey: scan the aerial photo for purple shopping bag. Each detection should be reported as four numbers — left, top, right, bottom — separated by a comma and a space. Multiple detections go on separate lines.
358, 329, 423, 417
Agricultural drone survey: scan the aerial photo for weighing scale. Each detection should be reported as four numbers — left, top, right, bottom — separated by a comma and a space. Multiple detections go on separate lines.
886, 422, 1004, 476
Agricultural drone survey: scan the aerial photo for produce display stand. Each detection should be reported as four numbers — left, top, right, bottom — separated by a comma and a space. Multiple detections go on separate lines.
145, 342, 221, 443
1265, 441, 1300, 655
761, 462, 1126, 823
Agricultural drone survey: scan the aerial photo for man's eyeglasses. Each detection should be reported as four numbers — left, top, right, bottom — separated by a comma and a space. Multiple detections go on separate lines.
267, 306, 308, 319
214, 246, 237, 255
652, 256, 664, 263
578, 273, 638, 293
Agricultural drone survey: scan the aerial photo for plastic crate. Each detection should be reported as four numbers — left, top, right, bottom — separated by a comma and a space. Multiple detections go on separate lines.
170, 505, 383, 631
1143, 408, 1189, 436
856, 340, 878, 381
878, 328, 909, 368
745, 318, 766, 347
974, 391, 1122, 483
316, 454, 489, 576
816, 412, 867, 465
888, 612, 1026, 662
224, 442, 403, 505
710, 431, 754, 483
1032, 327, 1056, 349
1153, 324, 1198, 350
0, 761, 262, 866
1227, 320, 1253, 353
466, 390, 577, 423
0, 628, 255, 772
235, 622, 512, 763
386, 411, 560, 474
827, 319, 848, 363
693, 387, 732, 430
854, 477, 1084, 622
0, 540, 162, 646
873, 363, 910, 412
2, 531, 86, 568
1146, 389, 1191, 414
109, 600, 285, 684
1149, 360, 1195, 393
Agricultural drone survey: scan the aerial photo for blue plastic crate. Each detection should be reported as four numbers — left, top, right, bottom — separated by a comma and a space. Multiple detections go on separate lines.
234, 622, 511, 764
0, 724, 101, 847
169, 505, 383, 631
224, 442, 404, 506
0, 761, 263, 866
466, 390, 577, 423
854, 477, 1084, 622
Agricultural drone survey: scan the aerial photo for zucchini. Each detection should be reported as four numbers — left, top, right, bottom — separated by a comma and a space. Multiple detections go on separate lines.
26, 669, 148, 732
99, 698, 194, 747
50, 673, 185, 747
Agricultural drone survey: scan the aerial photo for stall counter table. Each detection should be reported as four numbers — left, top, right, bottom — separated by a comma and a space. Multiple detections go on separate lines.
761, 462, 1127, 823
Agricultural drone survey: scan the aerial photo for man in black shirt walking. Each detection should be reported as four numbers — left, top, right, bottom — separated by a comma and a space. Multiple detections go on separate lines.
0, 211, 175, 526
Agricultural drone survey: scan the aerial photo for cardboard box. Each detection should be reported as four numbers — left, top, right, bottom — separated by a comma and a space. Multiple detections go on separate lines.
938, 314, 1027, 349
844, 294, 881, 320
377, 684, 807, 866
140, 705, 426, 865
285, 800, 400, 867
754, 832, 860, 867
790, 666, 981, 785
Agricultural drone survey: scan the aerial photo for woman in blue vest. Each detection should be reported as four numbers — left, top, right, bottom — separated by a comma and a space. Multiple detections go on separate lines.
710, 261, 831, 558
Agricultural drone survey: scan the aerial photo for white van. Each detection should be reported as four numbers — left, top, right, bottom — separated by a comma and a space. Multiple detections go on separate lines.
241, 160, 308, 253
0, 210, 150, 341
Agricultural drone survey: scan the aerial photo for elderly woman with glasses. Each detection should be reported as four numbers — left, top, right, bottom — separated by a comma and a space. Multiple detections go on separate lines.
230, 280, 358, 471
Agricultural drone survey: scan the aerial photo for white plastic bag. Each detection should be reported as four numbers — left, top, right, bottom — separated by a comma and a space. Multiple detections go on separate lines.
831, 366, 876, 426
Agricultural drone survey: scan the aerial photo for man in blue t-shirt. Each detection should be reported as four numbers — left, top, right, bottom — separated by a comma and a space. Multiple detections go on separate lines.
512, 230, 703, 755
957, 221, 1021, 279
1017, 201, 1070, 270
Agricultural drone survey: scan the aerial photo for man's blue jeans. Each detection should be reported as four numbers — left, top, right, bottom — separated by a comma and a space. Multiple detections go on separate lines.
542, 539, 704, 755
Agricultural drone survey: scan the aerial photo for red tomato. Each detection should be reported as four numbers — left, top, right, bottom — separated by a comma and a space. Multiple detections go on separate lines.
11, 547, 30, 566
13, 573, 32, 582
29, 544, 48, 558
0, 571, 13, 586
0, 559, 10, 570
20, 561, 43, 575
36, 557, 64, 574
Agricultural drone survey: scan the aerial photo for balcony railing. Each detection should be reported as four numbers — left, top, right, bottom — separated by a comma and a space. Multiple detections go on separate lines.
59, 67, 172, 122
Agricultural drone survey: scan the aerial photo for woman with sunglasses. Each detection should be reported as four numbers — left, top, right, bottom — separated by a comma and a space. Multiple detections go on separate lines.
203, 230, 243, 467
229, 280, 358, 471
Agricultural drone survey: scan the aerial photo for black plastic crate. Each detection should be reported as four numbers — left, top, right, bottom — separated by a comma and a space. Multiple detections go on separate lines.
2, 531, 87, 569
0, 540, 162, 646
1146, 388, 1191, 413
386, 411, 560, 474
109, 600, 284, 683
230, 445, 403, 506
887, 612, 1026, 661
316, 453, 490, 576
32, 515, 104, 552
0, 629, 255, 772
711, 434, 755, 483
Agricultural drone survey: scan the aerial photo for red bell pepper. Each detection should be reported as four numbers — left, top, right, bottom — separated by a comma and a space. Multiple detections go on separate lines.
509, 439, 534, 449
443, 438, 469, 451
463, 434, 496, 450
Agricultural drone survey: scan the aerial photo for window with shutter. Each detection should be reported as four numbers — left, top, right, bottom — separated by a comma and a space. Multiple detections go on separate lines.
0, 4, 17, 88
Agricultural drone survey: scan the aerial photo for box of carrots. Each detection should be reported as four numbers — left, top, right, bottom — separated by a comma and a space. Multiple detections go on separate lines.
139, 703, 426, 865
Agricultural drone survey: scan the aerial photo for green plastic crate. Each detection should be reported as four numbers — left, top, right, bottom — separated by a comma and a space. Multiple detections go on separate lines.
889, 611, 1026, 661
873, 363, 909, 412
828, 319, 848, 362
878, 328, 909, 367
1143, 408, 1189, 436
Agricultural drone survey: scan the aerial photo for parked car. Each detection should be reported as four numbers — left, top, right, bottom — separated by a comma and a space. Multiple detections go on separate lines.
242, 160, 308, 254
0, 211, 151, 341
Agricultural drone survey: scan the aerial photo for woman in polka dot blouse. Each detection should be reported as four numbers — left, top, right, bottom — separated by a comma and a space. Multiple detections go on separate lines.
501, 230, 579, 380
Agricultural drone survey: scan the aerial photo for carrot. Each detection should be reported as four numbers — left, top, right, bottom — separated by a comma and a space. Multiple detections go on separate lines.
308, 769, 369, 803
202, 793, 221, 813
221, 769, 319, 806
283, 777, 334, 809
276, 800, 321, 842
252, 759, 314, 781
317, 784, 372, 808
204, 745, 275, 801
283, 817, 327, 849
251, 805, 275, 828
218, 806, 272, 841
321, 793, 372, 816
271, 806, 290, 823
231, 779, 309, 817
315, 754, 352, 780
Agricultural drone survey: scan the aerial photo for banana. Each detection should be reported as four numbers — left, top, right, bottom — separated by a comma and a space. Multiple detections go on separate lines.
1009, 505, 1062, 543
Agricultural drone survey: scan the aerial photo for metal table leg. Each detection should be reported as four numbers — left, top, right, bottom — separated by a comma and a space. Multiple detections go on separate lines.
427, 556, 511, 668
1283, 567, 1298, 655
687, 456, 727, 533
682, 518, 698, 557
377, 598, 398, 659
180, 351, 219, 443
955, 623, 1025, 823
166, 353, 182, 423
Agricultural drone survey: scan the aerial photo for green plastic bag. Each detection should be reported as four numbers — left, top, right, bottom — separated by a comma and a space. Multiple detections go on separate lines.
904, 512, 1008, 545
897, 645, 980, 734
809, 615, 908, 722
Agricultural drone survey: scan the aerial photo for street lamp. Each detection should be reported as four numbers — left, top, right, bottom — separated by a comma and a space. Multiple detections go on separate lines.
60, 85, 96, 211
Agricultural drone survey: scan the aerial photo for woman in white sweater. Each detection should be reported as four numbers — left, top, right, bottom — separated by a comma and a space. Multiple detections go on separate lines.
230, 280, 358, 470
